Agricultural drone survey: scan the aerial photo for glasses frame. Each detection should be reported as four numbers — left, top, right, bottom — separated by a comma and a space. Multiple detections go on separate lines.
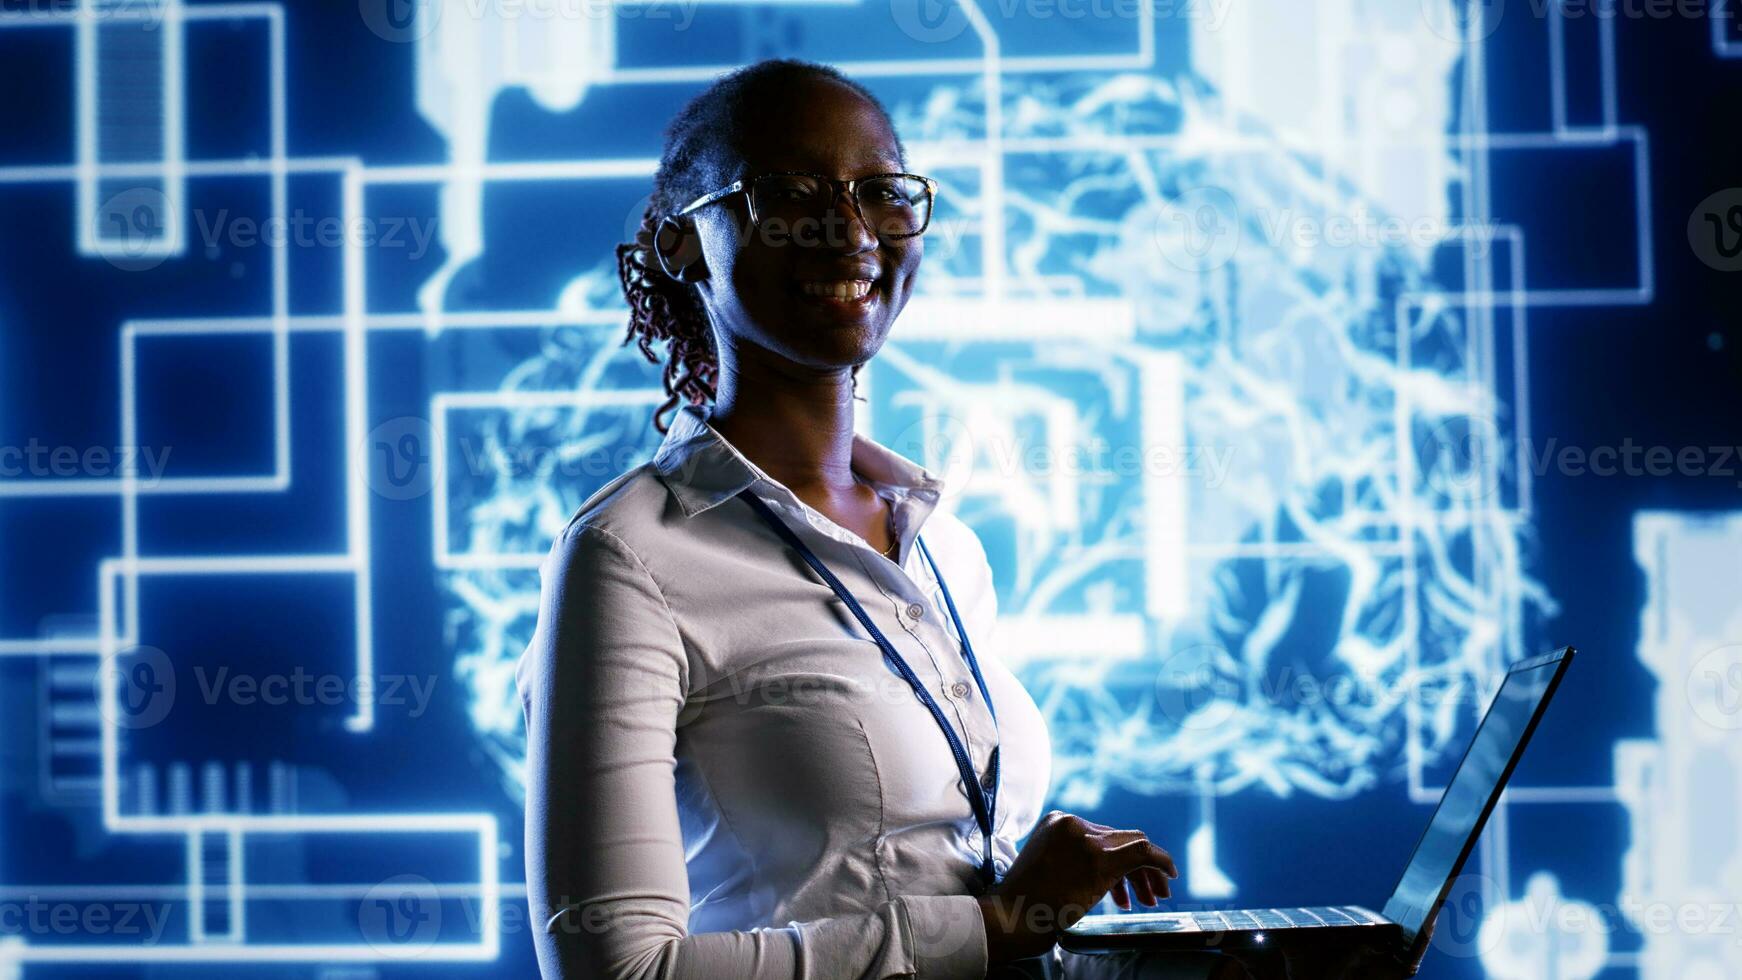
670, 170, 940, 240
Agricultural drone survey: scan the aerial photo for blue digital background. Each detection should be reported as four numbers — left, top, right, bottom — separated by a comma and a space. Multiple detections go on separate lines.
1, 0, 1739, 977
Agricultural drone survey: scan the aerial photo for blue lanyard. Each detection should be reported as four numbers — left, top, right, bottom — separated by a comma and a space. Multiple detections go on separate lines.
736, 488, 1003, 887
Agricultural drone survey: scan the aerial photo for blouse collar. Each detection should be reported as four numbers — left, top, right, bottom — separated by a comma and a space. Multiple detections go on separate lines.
652, 402, 946, 523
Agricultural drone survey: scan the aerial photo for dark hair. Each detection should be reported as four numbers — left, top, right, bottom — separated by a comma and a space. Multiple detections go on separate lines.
615, 59, 908, 434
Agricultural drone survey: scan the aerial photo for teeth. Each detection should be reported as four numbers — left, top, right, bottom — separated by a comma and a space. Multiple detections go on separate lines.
800, 279, 873, 300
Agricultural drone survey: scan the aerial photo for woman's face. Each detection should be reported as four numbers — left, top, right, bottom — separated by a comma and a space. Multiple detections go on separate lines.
679, 78, 923, 375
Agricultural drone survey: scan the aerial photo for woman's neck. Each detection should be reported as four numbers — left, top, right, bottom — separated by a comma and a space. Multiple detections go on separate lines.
707, 354, 859, 497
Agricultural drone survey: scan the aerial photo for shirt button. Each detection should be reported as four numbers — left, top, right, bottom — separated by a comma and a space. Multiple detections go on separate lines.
949, 681, 971, 700
906, 602, 926, 622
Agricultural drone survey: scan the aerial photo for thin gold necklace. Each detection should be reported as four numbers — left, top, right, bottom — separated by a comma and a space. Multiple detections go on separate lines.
855, 471, 899, 560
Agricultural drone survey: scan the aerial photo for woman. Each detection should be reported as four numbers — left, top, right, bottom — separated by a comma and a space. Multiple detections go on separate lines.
518, 58, 1428, 980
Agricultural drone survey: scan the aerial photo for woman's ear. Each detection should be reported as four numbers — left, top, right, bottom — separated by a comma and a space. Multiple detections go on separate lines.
654, 216, 706, 283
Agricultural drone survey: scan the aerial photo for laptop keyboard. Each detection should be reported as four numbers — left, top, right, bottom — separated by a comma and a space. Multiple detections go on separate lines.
1190, 907, 1370, 931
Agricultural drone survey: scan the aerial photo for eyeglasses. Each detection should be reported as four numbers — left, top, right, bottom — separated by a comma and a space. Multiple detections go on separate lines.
671, 170, 939, 240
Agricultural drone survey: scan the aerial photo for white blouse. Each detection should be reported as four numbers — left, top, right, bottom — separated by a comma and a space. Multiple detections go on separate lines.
516, 402, 1054, 979
508, 400, 1219, 980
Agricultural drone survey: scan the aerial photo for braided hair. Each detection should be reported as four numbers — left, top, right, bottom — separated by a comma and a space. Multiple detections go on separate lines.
615, 59, 908, 433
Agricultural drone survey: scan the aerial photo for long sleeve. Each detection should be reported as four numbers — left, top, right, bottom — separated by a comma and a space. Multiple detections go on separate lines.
518, 520, 990, 980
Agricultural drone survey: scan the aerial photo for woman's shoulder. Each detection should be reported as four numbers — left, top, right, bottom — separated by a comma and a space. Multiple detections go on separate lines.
545, 462, 677, 564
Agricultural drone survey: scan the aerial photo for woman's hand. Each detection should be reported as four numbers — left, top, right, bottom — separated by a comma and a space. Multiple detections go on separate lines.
976, 810, 1179, 965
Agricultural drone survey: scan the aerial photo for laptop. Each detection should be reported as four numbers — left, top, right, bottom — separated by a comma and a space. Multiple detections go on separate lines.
1060, 646, 1575, 962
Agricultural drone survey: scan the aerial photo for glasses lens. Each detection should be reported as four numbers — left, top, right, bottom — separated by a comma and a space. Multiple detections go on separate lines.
751, 174, 932, 238
751, 174, 826, 226
857, 175, 931, 238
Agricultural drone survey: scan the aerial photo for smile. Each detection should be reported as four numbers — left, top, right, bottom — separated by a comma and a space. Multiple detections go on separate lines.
798, 279, 874, 301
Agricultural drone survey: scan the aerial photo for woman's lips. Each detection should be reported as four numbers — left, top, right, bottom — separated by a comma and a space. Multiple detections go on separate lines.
795, 278, 880, 315
798, 278, 873, 299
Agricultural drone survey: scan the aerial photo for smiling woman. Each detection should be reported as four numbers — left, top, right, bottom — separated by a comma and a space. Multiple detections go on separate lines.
519, 57, 1407, 980
613, 60, 925, 435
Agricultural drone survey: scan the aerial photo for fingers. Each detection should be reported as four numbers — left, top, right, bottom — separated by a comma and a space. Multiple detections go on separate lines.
1121, 870, 1152, 907
1101, 834, 1180, 881
1098, 838, 1179, 912
1110, 876, 1131, 911
1046, 811, 1181, 909
1126, 865, 1171, 904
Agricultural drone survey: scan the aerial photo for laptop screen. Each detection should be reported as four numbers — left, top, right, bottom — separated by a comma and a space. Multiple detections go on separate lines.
1381, 650, 1569, 942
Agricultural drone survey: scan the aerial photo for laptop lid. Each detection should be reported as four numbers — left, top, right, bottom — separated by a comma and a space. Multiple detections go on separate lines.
1381, 647, 1574, 949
